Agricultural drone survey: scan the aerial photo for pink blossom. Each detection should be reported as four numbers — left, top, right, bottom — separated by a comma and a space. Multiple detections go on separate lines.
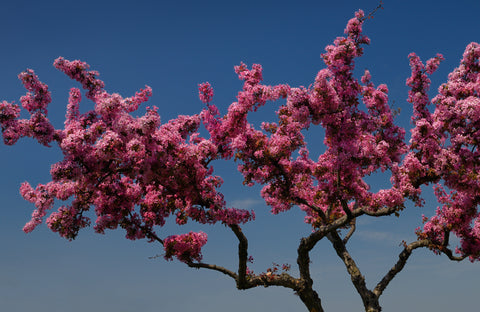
1, 9, 479, 266
164, 231, 208, 263
198, 82, 214, 104
18, 69, 51, 114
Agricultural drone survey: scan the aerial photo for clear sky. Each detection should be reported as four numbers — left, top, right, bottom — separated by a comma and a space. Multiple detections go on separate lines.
0, 0, 478, 311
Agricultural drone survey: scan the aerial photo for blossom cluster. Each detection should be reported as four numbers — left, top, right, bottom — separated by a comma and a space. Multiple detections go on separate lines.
198, 82, 213, 104
163, 231, 208, 263
200, 10, 408, 226
0, 69, 55, 146
408, 43, 480, 261
196, 11, 479, 260
0, 57, 253, 258
1, 10, 479, 263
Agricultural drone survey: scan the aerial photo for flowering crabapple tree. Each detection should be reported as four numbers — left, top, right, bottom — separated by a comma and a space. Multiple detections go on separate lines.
1, 6, 480, 312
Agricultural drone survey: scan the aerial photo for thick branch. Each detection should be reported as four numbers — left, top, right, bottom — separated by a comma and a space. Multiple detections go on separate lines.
310, 203, 395, 236
229, 224, 249, 288
184, 224, 305, 296
297, 236, 325, 312
373, 239, 429, 297
297, 210, 360, 260
373, 234, 466, 300
187, 261, 302, 291
298, 237, 318, 281
374, 232, 469, 298
229, 224, 310, 292
242, 273, 302, 290
359, 205, 396, 217
327, 230, 380, 311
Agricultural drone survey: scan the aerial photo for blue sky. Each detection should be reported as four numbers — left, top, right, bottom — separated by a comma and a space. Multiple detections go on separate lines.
0, 0, 478, 311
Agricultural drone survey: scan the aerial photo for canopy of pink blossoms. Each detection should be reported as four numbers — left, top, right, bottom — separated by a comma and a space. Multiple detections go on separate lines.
0, 9, 479, 263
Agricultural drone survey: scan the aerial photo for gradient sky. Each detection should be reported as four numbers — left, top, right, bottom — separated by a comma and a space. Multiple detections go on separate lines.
0, 0, 479, 311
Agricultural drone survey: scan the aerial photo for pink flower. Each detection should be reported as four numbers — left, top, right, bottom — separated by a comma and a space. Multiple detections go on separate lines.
198, 82, 214, 104
164, 231, 208, 263
4, 10, 479, 265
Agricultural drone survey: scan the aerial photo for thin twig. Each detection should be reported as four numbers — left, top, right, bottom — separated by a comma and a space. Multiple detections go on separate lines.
187, 261, 238, 279
360, 1, 384, 22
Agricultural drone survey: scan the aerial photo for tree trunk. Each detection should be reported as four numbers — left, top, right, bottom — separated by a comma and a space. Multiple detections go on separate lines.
364, 299, 382, 312
298, 288, 324, 312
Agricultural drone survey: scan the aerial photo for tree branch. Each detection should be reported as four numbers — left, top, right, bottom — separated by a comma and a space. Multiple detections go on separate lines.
373, 239, 430, 297
295, 197, 328, 223
187, 261, 238, 280
297, 235, 325, 312
267, 154, 329, 224
360, 1, 384, 22
442, 248, 468, 261
241, 273, 302, 290
340, 199, 354, 220
184, 224, 305, 295
326, 202, 334, 219
229, 224, 249, 288
342, 218, 356, 245
327, 230, 380, 311
228, 224, 308, 292
360, 205, 397, 217
441, 230, 468, 261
